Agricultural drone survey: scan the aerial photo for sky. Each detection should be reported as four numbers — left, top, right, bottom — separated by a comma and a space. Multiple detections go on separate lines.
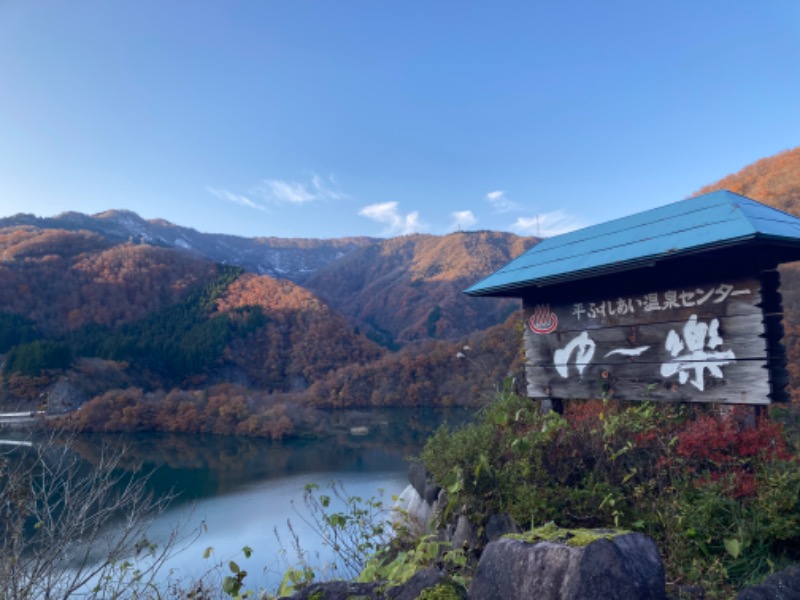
0, 1, 799, 239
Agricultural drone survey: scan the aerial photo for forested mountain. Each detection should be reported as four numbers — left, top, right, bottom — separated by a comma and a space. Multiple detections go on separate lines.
694, 147, 800, 212
0, 229, 385, 414
4, 146, 800, 438
0, 210, 536, 346
0, 227, 217, 335
0, 210, 375, 283
304, 231, 535, 346
0, 221, 531, 437
213, 273, 384, 391
694, 146, 800, 400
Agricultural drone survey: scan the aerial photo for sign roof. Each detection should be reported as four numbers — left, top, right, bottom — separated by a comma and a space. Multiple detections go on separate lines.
466, 190, 800, 297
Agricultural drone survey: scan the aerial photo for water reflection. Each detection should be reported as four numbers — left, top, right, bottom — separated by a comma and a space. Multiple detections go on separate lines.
59, 406, 469, 506
2, 406, 471, 593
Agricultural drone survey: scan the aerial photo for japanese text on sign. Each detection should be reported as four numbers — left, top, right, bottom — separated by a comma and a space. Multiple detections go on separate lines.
571, 283, 751, 321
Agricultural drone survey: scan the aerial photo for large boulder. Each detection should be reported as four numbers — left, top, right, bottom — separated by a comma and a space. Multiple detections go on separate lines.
469, 529, 665, 600
736, 564, 800, 599
396, 484, 433, 534
408, 462, 441, 505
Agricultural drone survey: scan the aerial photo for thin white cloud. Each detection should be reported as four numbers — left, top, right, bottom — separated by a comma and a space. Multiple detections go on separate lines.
485, 190, 519, 213
486, 190, 504, 201
449, 210, 478, 231
358, 201, 427, 235
206, 187, 267, 211
312, 174, 347, 200
253, 174, 347, 205
209, 174, 348, 211
255, 180, 315, 204
510, 210, 587, 238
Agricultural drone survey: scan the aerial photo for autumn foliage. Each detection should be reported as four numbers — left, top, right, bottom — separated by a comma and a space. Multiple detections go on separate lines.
694, 147, 800, 213
215, 274, 385, 391
0, 228, 216, 334
62, 383, 316, 441
694, 146, 800, 403
304, 231, 534, 345
424, 393, 800, 595
5, 147, 800, 440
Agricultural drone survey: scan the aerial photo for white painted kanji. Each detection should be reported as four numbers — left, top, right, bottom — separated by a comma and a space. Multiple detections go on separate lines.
660, 315, 735, 391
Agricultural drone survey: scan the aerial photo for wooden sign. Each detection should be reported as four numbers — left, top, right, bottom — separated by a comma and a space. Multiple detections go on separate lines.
523, 276, 784, 405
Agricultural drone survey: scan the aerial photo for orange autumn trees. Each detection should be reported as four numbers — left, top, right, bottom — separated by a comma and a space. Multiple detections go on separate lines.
694, 146, 800, 213
303, 231, 535, 346
695, 146, 800, 403
63, 383, 313, 440
0, 228, 215, 335
216, 274, 384, 391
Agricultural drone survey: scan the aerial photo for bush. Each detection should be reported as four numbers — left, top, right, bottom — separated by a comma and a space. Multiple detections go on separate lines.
421, 390, 800, 596
0, 434, 197, 599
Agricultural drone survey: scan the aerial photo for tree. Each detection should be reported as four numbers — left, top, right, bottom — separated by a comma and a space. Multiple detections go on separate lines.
0, 434, 197, 599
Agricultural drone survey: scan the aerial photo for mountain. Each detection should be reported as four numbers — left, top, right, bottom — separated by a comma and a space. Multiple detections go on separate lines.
304, 231, 536, 346
0, 209, 537, 348
0, 228, 385, 412
0, 226, 216, 335
693, 145, 800, 401
297, 310, 527, 409
12, 143, 800, 438
0, 210, 375, 283
693, 147, 800, 213
0, 222, 531, 439
0, 217, 535, 437
213, 273, 384, 392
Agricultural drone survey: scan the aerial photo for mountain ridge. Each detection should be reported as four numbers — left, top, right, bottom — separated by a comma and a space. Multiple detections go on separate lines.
0, 209, 536, 345
3, 145, 800, 436
0, 210, 378, 283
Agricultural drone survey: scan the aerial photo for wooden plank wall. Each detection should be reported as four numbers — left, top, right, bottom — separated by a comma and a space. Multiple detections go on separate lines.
523, 276, 781, 404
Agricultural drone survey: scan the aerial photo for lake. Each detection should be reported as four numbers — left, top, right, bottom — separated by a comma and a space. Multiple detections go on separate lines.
2, 407, 469, 595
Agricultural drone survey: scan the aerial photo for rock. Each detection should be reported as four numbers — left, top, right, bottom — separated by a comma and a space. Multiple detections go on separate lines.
430, 488, 448, 529
408, 462, 428, 499
423, 481, 441, 505
469, 532, 666, 600
284, 580, 382, 599
736, 564, 800, 599
406, 461, 440, 507
485, 513, 521, 541
46, 378, 86, 414
396, 484, 432, 534
452, 515, 480, 552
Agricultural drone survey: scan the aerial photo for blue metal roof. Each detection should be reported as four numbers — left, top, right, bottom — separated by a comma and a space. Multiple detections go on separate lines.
466, 190, 800, 296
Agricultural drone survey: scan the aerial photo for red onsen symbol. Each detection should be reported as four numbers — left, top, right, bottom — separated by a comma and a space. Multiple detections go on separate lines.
529, 304, 558, 334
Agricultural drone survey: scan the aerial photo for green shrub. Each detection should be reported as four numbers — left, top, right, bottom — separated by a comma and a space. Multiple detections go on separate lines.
421, 391, 800, 596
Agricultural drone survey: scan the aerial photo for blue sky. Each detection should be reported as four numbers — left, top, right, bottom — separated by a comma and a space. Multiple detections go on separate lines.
0, 1, 798, 239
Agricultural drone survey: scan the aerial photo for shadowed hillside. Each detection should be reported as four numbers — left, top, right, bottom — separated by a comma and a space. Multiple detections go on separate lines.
304, 231, 536, 346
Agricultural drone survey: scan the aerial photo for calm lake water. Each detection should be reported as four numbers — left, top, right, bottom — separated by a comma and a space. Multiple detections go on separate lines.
4, 407, 469, 594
